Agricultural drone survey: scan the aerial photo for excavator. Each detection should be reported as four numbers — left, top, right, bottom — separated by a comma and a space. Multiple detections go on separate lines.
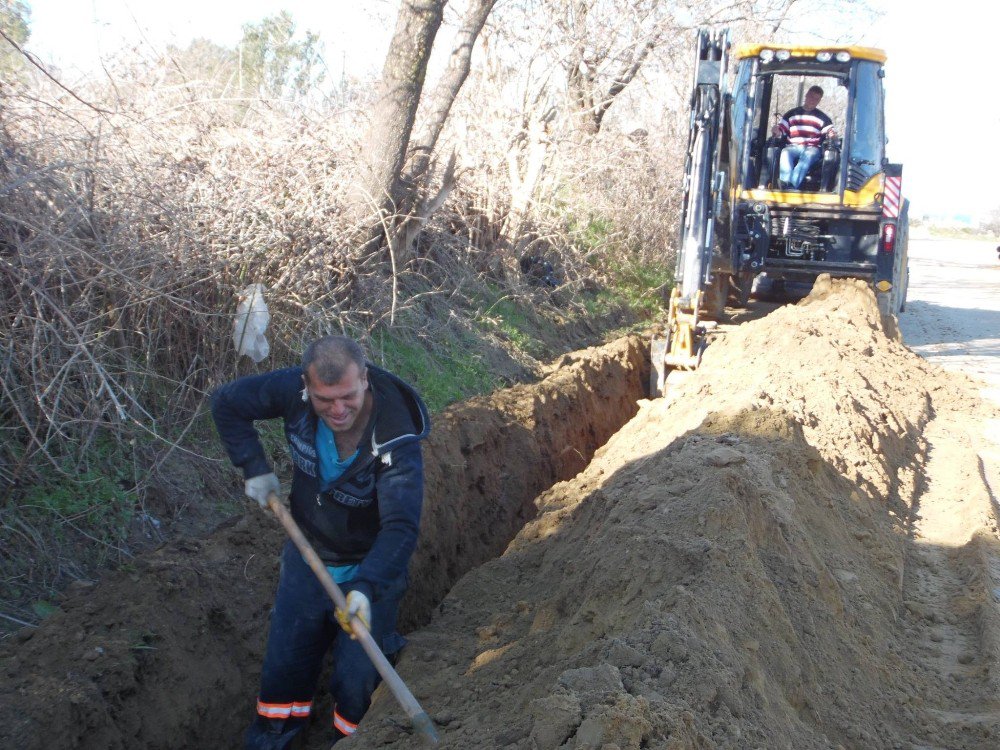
651, 29, 908, 396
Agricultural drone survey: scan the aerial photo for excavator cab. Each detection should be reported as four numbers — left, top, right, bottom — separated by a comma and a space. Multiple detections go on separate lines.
651, 33, 907, 396
726, 43, 906, 312
750, 72, 849, 193
756, 77, 847, 194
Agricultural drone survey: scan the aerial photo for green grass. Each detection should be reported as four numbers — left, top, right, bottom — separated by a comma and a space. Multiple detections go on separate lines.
564, 211, 673, 319
605, 259, 673, 316
30, 599, 60, 620
128, 628, 160, 651
18, 435, 135, 541
372, 327, 500, 412
578, 288, 620, 318
575, 215, 615, 251
575, 257, 672, 323
474, 288, 551, 360
256, 419, 291, 471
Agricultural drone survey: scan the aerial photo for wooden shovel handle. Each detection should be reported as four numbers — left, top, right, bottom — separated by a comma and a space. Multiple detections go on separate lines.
266, 493, 438, 745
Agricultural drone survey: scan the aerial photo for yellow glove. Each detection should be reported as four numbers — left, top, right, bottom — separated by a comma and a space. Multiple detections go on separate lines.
335, 590, 371, 638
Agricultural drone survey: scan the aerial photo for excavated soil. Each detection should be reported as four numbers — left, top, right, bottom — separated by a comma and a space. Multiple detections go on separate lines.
6, 278, 1000, 750
349, 277, 1000, 750
0, 338, 647, 749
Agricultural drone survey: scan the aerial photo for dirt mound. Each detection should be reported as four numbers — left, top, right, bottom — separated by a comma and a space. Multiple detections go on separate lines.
350, 278, 1000, 749
0, 337, 647, 749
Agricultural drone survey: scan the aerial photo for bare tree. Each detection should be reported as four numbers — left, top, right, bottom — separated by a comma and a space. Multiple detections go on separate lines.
517, 0, 866, 136
350, 0, 872, 266
407, 0, 499, 184
351, 0, 500, 274
482, 0, 868, 255
351, 0, 445, 244
560, 0, 666, 134
394, 0, 500, 263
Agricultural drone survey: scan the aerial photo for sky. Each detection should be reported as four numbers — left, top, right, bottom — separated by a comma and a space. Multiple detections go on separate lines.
862, 0, 1000, 221
20, 0, 1000, 221
26, 1, 397, 80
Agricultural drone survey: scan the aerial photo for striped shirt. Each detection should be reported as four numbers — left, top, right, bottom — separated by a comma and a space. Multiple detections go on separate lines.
778, 107, 833, 148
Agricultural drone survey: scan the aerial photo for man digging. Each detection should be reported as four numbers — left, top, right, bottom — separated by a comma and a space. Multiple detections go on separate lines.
212, 335, 430, 748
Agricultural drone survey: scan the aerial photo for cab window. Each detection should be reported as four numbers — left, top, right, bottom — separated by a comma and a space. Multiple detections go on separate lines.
848, 60, 885, 187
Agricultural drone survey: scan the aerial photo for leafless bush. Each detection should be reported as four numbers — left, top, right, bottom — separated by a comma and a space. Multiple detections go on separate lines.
0, 72, 404, 617
2, 80, 361, 491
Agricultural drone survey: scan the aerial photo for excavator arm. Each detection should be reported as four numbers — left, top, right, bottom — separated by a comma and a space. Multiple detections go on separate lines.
651, 28, 730, 397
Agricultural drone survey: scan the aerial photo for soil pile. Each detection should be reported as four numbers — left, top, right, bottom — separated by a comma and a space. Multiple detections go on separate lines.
0, 337, 647, 749
352, 278, 1000, 749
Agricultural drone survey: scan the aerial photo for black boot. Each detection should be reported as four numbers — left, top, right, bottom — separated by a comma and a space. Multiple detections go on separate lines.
244, 716, 307, 750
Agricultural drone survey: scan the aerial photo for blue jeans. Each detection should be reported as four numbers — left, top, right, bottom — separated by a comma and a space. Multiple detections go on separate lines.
244, 540, 407, 749
779, 144, 821, 189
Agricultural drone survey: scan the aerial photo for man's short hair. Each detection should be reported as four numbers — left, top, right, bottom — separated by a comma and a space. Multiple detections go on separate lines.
302, 335, 367, 384
807, 85, 824, 97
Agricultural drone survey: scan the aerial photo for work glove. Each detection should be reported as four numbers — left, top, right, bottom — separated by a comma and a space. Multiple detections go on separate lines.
335, 590, 371, 638
244, 472, 280, 509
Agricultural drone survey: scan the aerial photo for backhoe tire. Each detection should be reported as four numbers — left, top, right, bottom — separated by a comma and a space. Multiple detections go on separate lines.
878, 210, 909, 319
876, 280, 903, 318
896, 209, 909, 313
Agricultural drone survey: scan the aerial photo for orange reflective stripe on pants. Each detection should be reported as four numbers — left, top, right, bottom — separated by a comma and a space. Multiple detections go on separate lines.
256, 699, 312, 719
333, 710, 358, 735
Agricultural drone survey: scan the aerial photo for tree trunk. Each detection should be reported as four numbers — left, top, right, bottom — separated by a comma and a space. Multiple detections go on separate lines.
589, 36, 656, 133
392, 0, 497, 265
501, 108, 555, 254
406, 0, 497, 185
351, 0, 445, 249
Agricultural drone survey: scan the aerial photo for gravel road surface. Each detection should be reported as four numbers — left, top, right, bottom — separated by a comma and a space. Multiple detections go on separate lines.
899, 235, 1000, 495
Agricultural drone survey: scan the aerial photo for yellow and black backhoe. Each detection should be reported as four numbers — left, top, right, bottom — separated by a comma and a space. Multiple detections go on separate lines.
651, 29, 908, 396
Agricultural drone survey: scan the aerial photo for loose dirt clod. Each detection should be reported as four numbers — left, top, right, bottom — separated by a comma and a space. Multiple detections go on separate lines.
350, 278, 1000, 750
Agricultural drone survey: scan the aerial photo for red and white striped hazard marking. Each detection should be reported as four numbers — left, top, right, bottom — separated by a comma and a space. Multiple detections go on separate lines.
883, 175, 902, 218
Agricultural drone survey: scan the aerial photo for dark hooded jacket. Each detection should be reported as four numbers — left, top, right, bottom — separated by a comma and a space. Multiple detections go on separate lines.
211, 364, 430, 602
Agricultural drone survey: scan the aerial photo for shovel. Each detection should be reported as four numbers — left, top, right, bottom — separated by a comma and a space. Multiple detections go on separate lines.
266, 492, 439, 746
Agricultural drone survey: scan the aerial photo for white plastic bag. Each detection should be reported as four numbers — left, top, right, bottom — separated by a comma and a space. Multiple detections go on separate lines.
233, 283, 270, 363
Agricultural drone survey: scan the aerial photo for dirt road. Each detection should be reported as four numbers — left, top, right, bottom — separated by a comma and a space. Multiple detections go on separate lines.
899, 237, 1000, 402
898, 234, 1000, 500
894, 237, 1000, 748
897, 235, 1000, 502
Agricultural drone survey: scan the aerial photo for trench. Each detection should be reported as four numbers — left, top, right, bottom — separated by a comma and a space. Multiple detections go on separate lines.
0, 335, 650, 750
402, 335, 650, 630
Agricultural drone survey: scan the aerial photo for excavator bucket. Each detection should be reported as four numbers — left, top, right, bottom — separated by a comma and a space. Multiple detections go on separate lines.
649, 334, 669, 397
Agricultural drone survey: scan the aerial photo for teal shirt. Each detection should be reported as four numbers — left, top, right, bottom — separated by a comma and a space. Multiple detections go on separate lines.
316, 419, 359, 487
326, 562, 360, 584
316, 419, 361, 583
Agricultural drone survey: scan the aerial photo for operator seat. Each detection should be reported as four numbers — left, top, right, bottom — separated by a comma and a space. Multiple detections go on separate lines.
761, 136, 840, 192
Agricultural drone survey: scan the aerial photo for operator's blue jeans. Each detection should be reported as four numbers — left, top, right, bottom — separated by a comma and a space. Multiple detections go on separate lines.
779, 144, 821, 189
244, 540, 407, 749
